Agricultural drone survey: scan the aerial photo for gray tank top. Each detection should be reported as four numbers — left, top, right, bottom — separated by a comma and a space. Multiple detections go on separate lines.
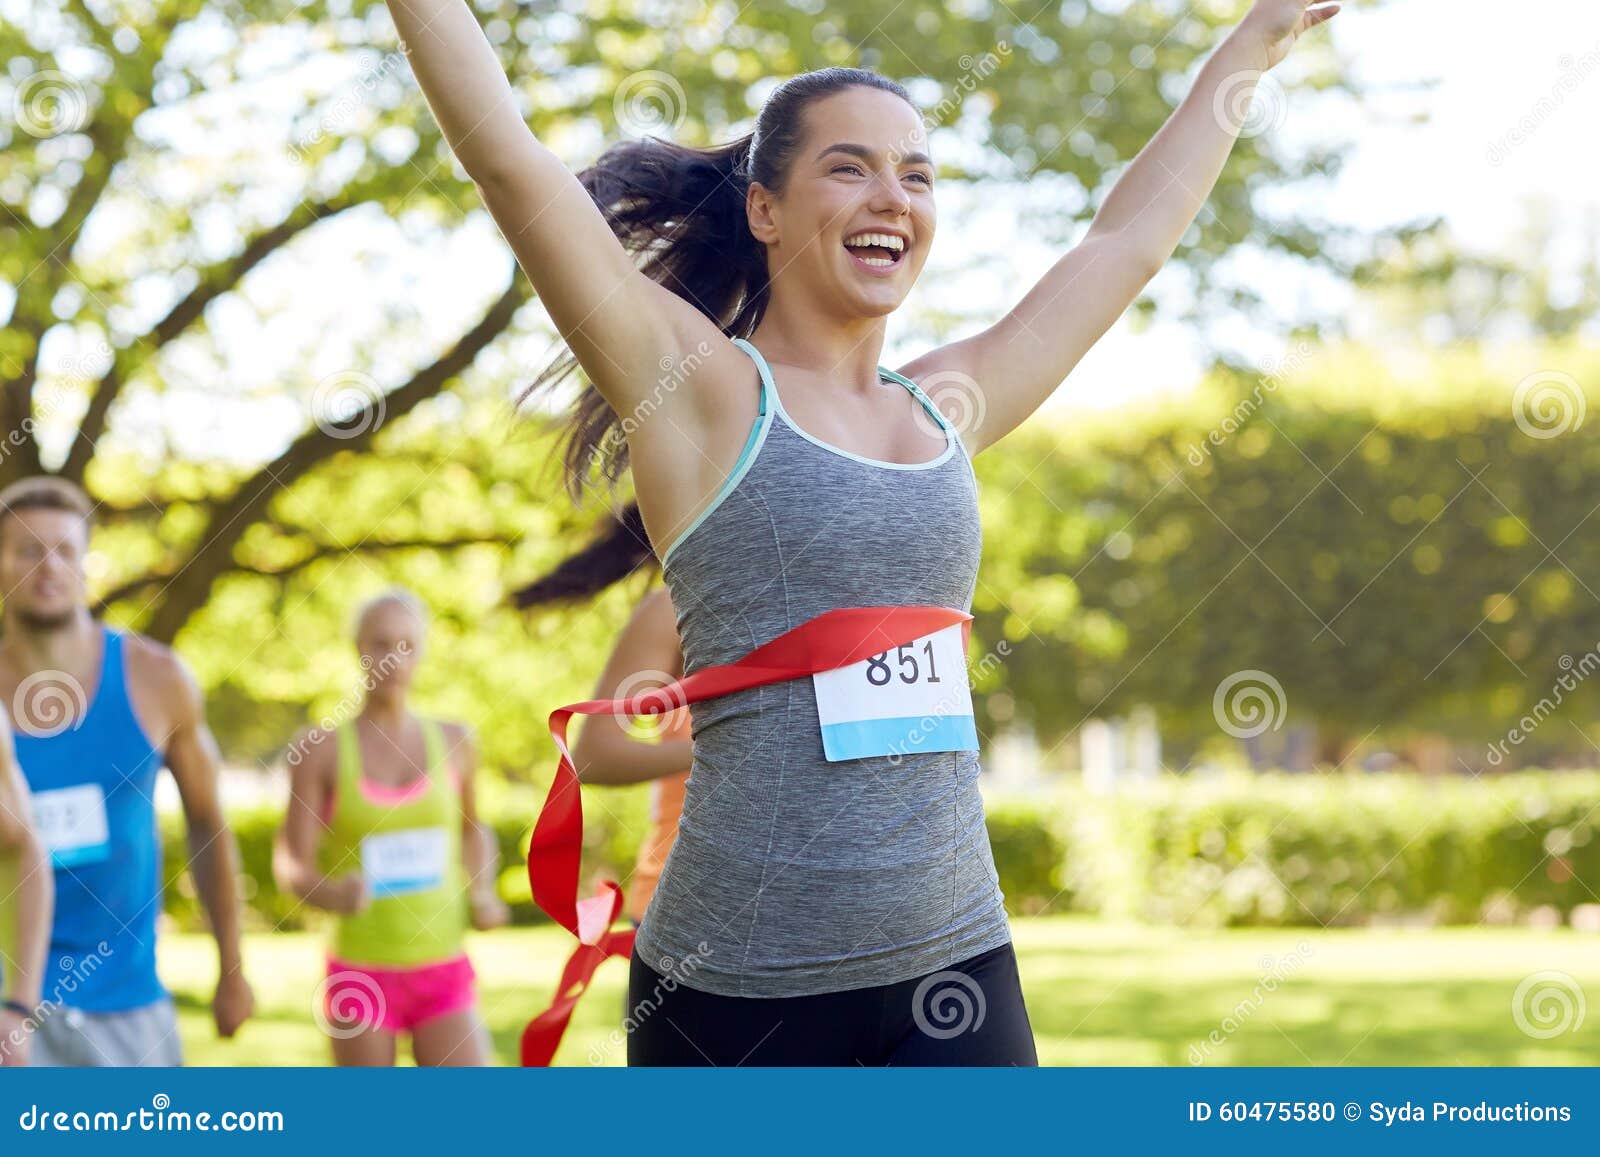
634, 336, 1012, 997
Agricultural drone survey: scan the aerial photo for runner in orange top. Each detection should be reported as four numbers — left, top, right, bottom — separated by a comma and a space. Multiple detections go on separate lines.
622, 744, 688, 925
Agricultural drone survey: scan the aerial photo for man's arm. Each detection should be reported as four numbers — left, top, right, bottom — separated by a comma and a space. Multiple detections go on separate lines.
159, 650, 254, 1038
0, 710, 51, 1066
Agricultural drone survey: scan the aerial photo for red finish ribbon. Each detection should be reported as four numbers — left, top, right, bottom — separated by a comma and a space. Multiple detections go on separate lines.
520, 604, 973, 1066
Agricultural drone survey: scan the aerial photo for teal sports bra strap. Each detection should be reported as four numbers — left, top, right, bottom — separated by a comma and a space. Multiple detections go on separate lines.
729, 337, 773, 418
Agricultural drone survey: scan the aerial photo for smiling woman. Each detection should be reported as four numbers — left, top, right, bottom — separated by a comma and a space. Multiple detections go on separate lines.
380, 0, 1341, 1068
510, 72, 944, 523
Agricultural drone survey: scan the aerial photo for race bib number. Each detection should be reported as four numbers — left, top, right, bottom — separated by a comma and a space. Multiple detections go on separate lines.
31, 784, 111, 868
360, 828, 449, 898
812, 623, 979, 762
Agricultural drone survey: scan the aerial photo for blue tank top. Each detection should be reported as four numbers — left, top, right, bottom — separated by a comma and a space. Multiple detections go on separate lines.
12, 625, 168, 1012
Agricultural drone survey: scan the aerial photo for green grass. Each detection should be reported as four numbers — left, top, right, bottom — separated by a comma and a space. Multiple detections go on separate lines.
162, 916, 1600, 1066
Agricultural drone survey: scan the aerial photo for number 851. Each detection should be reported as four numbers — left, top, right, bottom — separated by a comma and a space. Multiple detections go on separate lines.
865, 642, 942, 687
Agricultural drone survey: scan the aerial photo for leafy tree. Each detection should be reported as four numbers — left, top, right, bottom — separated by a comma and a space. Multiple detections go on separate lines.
970, 337, 1600, 771
3, 0, 1441, 777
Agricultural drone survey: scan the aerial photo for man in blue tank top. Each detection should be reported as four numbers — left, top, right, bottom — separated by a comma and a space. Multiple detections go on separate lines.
0, 477, 255, 1066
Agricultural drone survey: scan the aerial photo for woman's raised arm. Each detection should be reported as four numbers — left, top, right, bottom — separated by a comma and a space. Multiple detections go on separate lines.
899, 0, 1339, 457
382, 0, 717, 412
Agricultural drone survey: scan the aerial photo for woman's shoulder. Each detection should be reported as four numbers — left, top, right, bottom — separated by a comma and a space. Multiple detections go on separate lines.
429, 718, 477, 780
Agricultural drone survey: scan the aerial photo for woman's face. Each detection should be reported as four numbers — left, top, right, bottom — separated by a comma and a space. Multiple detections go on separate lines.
754, 86, 936, 320
357, 600, 425, 693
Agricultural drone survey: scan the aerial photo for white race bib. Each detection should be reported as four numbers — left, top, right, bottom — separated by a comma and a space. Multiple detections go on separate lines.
360, 827, 449, 898
31, 784, 111, 868
811, 623, 979, 762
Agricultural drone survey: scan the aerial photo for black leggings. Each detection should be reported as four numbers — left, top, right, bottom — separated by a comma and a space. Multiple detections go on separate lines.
625, 942, 1038, 1066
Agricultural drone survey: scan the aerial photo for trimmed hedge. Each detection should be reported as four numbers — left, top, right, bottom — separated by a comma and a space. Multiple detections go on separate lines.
159, 771, 1599, 932
1058, 771, 1599, 927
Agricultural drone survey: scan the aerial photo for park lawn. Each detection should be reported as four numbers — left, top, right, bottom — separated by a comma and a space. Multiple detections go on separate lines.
160, 915, 1600, 1067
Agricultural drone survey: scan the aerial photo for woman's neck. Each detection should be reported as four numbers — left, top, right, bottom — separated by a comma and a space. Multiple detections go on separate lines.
753, 289, 890, 392
359, 692, 409, 731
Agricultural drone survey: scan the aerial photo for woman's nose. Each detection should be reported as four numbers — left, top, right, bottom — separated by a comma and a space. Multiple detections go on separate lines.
869, 173, 911, 214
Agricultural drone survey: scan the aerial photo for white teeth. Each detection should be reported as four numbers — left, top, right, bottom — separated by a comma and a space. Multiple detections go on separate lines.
844, 232, 905, 252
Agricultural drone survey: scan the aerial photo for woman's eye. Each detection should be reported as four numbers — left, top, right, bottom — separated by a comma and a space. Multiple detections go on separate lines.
831, 162, 931, 184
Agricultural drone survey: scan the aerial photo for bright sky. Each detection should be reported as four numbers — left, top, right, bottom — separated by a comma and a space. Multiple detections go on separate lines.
1050, 0, 1600, 410
28, 0, 1600, 463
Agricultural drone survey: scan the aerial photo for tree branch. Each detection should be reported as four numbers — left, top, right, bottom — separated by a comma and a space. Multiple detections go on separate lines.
0, 2, 184, 481
61, 191, 373, 482
93, 529, 506, 614
137, 274, 530, 643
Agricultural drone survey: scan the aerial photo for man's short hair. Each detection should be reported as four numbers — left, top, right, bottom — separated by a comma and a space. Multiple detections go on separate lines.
0, 476, 94, 545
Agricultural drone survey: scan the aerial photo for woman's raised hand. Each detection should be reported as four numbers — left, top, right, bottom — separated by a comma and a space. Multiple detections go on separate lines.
1243, 0, 1342, 71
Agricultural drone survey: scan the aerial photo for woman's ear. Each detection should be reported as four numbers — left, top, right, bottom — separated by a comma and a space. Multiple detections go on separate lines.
746, 181, 780, 247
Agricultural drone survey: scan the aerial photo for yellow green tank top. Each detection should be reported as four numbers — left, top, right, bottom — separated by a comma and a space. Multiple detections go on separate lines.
323, 718, 466, 967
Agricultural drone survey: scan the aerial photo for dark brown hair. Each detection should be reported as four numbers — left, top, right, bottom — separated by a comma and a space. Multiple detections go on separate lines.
512, 504, 654, 609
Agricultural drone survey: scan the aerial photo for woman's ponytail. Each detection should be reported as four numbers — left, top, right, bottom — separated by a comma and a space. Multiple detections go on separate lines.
511, 502, 653, 609
519, 134, 770, 508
